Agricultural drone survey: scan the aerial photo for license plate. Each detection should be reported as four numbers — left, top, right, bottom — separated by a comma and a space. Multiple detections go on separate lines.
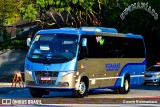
41, 77, 50, 80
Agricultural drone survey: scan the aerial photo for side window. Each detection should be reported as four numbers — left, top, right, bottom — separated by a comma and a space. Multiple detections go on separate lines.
123, 38, 129, 58
134, 39, 145, 58
79, 35, 98, 58
87, 36, 98, 58
113, 37, 124, 58
97, 36, 107, 58
79, 35, 145, 59
105, 36, 114, 58
127, 38, 145, 58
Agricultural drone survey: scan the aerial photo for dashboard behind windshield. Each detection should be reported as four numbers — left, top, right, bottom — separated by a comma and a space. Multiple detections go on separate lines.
27, 33, 79, 64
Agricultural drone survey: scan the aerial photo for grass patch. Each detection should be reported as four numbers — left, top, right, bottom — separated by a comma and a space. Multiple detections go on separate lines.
0, 39, 27, 50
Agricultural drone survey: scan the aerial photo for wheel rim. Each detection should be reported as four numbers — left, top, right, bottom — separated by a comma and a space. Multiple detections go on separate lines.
79, 81, 86, 95
125, 79, 129, 91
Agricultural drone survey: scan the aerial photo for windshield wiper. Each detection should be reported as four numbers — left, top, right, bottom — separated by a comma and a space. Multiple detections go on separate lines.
51, 55, 69, 61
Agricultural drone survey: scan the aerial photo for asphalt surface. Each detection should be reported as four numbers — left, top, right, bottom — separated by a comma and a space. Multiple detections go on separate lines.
0, 85, 160, 106
0, 50, 27, 82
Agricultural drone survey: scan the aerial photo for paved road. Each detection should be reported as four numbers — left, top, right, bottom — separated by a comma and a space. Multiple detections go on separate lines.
0, 85, 159, 98
0, 84, 160, 106
0, 50, 27, 82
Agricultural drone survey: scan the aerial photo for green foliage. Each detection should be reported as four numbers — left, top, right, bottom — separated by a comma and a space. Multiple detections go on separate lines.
20, 0, 100, 27
20, 4, 38, 21
0, 0, 20, 25
72, 0, 78, 4
79, 0, 84, 3
65, 7, 71, 12
36, 0, 45, 8
0, 40, 27, 50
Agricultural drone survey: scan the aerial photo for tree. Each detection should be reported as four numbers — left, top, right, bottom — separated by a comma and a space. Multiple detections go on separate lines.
19, 0, 108, 28
0, 0, 21, 25
0, 0, 22, 41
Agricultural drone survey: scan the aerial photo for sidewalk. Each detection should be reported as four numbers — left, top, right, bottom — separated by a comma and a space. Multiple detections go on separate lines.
0, 82, 26, 88
0, 49, 10, 55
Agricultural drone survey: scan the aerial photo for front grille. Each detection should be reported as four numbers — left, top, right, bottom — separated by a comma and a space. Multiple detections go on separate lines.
35, 71, 59, 85
145, 75, 152, 77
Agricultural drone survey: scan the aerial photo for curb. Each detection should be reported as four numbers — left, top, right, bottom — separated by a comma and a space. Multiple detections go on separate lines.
0, 82, 26, 88
138, 96, 160, 98
0, 49, 10, 55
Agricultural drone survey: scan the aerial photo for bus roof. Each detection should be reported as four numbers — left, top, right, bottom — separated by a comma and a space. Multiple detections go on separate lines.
36, 27, 143, 39
125, 33, 143, 39
36, 29, 80, 35
80, 27, 118, 33
36, 27, 117, 34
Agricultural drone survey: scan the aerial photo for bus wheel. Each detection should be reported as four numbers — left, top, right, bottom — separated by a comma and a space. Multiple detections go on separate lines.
113, 89, 119, 94
29, 88, 43, 98
119, 77, 130, 94
73, 79, 88, 98
88, 90, 94, 95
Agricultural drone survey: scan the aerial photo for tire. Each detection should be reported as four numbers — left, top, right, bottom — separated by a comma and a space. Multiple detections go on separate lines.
118, 77, 130, 94
88, 90, 94, 95
29, 88, 44, 98
113, 89, 119, 94
73, 79, 88, 98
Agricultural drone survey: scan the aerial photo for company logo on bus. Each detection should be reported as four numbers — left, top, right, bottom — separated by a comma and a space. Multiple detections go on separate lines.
105, 63, 121, 71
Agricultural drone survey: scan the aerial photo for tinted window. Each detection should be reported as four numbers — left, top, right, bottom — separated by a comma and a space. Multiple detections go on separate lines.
147, 66, 160, 71
113, 37, 124, 58
126, 38, 145, 58
79, 35, 145, 59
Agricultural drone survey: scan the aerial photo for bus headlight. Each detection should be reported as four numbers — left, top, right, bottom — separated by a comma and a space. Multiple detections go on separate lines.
61, 71, 74, 77
25, 70, 32, 75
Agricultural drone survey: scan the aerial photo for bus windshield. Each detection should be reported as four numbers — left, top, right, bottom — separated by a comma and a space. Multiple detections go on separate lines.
27, 33, 78, 63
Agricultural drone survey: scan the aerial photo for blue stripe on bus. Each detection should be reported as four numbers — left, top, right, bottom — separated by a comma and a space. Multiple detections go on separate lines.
89, 86, 121, 90
119, 59, 146, 76
114, 59, 146, 88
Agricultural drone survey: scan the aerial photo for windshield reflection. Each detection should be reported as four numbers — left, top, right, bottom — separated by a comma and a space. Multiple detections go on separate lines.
27, 33, 78, 63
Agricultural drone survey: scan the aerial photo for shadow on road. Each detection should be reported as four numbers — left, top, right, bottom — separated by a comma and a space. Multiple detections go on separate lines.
41, 90, 116, 98
41, 85, 160, 98
130, 84, 160, 91
0, 87, 25, 95
0, 49, 27, 83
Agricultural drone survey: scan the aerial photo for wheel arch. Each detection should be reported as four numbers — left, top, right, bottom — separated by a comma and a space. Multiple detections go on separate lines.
121, 73, 130, 87
73, 76, 89, 98
81, 76, 89, 89
75, 72, 89, 90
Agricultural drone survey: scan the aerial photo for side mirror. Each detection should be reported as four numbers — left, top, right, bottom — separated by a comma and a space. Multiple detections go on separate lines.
81, 38, 88, 56
82, 38, 87, 47
27, 38, 31, 46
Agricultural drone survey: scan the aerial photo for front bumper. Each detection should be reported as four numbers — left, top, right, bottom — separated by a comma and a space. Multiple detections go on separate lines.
25, 71, 78, 90
26, 85, 76, 91
144, 77, 160, 84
